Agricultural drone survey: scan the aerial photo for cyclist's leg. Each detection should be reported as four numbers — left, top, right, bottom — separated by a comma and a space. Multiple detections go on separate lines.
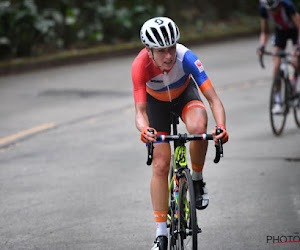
147, 93, 171, 249
150, 144, 170, 250
176, 80, 209, 209
271, 30, 285, 112
272, 29, 285, 80
151, 142, 171, 222
272, 47, 282, 107
272, 46, 282, 79
175, 81, 208, 174
184, 106, 208, 174
184, 105, 209, 210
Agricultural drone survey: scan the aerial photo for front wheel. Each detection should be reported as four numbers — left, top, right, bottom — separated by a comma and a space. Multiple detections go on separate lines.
269, 73, 288, 136
293, 79, 300, 127
177, 168, 198, 250
168, 155, 177, 250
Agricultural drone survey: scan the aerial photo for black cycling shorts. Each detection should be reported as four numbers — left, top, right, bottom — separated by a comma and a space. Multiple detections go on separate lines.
272, 28, 298, 49
147, 79, 205, 135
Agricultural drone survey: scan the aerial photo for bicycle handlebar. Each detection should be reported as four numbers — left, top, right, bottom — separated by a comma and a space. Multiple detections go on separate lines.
156, 133, 213, 141
146, 130, 224, 165
259, 50, 294, 69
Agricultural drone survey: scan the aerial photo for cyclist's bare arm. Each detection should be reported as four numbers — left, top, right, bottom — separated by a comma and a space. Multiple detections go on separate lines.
135, 102, 156, 142
203, 88, 226, 125
291, 13, 300, 44
135, 102, 149, 131
260, 18, 269, 48
202, 87, 227, 144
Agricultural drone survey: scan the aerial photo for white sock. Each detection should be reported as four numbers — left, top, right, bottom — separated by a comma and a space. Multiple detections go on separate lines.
192, 171, 203, 181
156, 222, 168, 237
275, 92, 281, 103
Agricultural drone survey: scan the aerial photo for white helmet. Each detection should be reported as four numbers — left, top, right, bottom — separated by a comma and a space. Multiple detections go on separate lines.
261, 0, 280, 9
140, 17, 180, 48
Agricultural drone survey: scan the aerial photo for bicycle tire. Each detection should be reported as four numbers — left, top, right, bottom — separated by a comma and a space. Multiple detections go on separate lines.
177, 168, 198, 250
293, 85, 300, 128
269, 73, 288, 136
168, 155, 177, 250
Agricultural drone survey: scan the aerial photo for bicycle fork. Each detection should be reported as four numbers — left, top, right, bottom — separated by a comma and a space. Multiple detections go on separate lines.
168, 168, 202, 236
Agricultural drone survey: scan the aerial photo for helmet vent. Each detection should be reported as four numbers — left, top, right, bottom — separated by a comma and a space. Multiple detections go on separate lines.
160, 26, 170, 46
145, 30, 155, 44
168, 22, 175, 44
151, 27, 163, 46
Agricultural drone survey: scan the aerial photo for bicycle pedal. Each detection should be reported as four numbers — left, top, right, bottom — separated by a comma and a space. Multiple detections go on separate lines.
197, 226, 202, 234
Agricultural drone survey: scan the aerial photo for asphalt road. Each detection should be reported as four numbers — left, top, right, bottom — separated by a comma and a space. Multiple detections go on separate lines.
0, 36, 299, 250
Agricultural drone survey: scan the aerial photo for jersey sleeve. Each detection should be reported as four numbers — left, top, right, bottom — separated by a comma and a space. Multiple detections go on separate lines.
182, 50, 213, 93
131, 56, 147, 104
259, 5, 268, 19
282, 0, 296, 17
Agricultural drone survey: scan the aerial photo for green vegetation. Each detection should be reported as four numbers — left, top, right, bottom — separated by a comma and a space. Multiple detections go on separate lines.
5, 0, 300, 63
0, 0, 164, 59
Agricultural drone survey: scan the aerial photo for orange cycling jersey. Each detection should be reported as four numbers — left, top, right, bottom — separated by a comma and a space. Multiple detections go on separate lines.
131, 43, 212, 103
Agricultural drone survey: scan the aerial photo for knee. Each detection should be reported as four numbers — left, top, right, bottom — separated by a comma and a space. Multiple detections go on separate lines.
185, 109, 207, 134
187, 121, 207, 134
153, 156, 170, 177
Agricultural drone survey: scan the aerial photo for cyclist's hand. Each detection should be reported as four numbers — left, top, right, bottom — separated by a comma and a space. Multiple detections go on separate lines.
141, 126, 157, 143
257, 45, 265, 56
213, 124, 228, 145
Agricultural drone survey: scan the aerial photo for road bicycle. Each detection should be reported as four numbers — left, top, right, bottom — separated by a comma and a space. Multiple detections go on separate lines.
259, 50, 300, 135
147, 112, 223, 250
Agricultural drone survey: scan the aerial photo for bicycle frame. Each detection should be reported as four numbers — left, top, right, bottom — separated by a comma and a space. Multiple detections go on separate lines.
260, 50, 295, 84
280, 57, 291, 79
168, 114, 198, 249
259, 50, 300, 135
146, 112, 223, 249
168, 112, 189, 223
168, 141, 188, 216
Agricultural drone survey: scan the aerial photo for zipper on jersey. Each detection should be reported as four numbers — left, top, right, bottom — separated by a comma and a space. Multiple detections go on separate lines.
163, 71, 172, 102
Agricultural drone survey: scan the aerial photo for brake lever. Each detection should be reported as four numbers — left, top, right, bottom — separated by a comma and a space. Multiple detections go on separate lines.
146, 129, 154, 165
213, 128, 223, 164
259, 53, 265, 69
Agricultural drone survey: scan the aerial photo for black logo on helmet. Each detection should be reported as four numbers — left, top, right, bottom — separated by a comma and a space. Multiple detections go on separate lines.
155, 18, 163, 25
